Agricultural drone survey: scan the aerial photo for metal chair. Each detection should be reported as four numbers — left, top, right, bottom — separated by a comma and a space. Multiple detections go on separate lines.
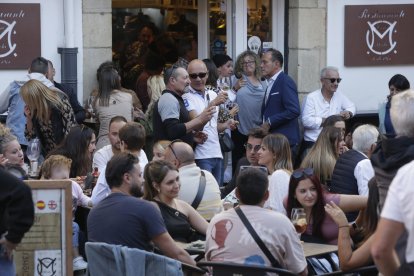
197, 261, 298, 276
319, 264, 378, 275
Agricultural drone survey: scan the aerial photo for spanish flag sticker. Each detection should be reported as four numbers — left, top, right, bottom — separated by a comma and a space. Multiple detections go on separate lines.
36, 200, 45, 210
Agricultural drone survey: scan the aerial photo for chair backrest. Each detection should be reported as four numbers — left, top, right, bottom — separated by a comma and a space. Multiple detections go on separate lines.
318, 264, 378, 275
197, 261, 297, 276
85, 242, 184, 276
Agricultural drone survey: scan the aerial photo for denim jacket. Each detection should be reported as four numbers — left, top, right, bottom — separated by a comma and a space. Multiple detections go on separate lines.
0, 74, 55, 146
0, 81, 27, 145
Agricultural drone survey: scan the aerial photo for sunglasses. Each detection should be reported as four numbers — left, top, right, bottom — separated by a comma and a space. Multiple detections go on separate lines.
244, 143, 261, 152
164, 65, 178, 80
189, 72, 207, 79
292, 167, 314, 179
168, 139, 182, 161
324, 78, 342, 84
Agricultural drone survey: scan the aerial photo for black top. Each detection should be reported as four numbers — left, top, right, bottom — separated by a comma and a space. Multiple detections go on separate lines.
54, 81, 86, 124
155, 200, 202, 243
152, 90, 194, 146
0, 168, 34, 244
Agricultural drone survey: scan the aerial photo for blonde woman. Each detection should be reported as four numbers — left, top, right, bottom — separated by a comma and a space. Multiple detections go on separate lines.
258, 134, 293, 214
152, 140, 170, 161
20, 79, 76, 155
0, 124, 27, 173
301, 126, 345, 185
141, 74, 165, 157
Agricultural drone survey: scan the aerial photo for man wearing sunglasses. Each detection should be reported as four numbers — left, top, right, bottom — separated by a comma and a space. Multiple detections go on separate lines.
221, 127, 267, 198
153, 65, 216, 146
302, 66, 355, 151
182, 59, 236, 185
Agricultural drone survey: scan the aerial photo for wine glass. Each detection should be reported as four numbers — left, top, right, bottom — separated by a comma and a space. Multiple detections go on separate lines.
87, 96, 96, 120
26, 139, 41, 176
291, 208, 307, 238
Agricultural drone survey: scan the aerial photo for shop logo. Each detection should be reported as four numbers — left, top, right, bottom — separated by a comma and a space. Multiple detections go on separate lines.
0, 20, 17, 58
366, 20, 397, 55
37, 257, 57, 276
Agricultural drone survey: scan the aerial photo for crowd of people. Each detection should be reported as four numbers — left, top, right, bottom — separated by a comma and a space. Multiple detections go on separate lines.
1, 45, 413, 275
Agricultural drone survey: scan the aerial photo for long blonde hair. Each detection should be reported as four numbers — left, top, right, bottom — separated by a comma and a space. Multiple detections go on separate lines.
20, 79, 64, 122
301, 126, 342, 184
145, 74, 165, 117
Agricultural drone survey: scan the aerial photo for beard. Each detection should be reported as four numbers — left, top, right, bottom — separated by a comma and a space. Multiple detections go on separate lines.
129, 183, 143, 198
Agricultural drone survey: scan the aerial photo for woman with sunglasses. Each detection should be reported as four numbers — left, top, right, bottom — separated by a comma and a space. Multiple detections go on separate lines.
231, 50, 266, 169
301, 126, 346, 185
143, 160, 208, 243
48, 125, 96, 178
257, 133, 293, 214
286, 167, 367, 245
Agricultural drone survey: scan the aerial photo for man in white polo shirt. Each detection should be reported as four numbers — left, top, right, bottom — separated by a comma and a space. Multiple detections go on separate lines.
91, 122, 148, 205
183, 59, 236, 185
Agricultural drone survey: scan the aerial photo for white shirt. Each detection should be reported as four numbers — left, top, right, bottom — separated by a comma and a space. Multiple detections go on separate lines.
354, 157, 374, 196
302, 89, 356, 142
92, 144, 113, 173
381, 160, 414, 263
263, 70, 282, 106
182, 87, 222, 159
91, 150, 148, 205
263, 169, 290, 215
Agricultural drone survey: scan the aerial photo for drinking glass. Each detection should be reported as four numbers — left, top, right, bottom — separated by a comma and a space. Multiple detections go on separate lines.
26, 138, 41, 176
291, 208, 307, 238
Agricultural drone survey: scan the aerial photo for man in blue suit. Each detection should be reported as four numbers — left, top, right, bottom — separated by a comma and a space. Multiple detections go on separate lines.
260, 49, 301, 158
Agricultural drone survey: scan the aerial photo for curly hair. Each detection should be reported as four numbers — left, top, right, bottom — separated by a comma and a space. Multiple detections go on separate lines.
0, 124, 17, 154
234, 50, 262, 80
41, 155, 72, 179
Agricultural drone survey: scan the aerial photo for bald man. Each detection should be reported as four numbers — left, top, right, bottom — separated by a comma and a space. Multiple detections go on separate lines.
183, 59, 237, 185
153, 65, 215, 146
164, 141, 222, 221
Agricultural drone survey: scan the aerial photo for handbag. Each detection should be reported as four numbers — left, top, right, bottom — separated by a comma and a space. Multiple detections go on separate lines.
219, 132, 234, 152
191, 171, 206, 209
234, 206, 282, 268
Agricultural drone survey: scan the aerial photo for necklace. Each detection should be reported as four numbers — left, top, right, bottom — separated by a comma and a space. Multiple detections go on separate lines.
156, 196, 180, 217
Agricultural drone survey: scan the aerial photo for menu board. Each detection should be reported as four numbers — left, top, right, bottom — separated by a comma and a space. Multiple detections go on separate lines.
14, 180, 72, 276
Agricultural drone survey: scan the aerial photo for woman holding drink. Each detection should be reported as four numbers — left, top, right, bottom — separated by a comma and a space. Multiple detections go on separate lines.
286, 168, 367, 244
231, 50, 266, 168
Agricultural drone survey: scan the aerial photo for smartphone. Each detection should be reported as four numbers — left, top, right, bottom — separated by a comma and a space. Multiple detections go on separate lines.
240, 165, 268, 174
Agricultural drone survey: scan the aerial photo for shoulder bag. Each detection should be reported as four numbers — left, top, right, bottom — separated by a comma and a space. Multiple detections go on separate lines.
234, 206, 281, 268
191, 171, 206, 209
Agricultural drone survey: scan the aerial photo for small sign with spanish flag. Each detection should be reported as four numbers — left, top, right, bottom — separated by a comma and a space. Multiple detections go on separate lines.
36, 200, 45, 210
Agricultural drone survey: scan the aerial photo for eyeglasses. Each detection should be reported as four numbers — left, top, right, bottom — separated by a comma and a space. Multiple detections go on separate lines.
323, 78, 342, 84
292, 168, 314, 179
189, 72, 207, 79
164, 65, 178, 81
168, 139, 182, 161
242, 60, 255, 66
244, 143, 261, 152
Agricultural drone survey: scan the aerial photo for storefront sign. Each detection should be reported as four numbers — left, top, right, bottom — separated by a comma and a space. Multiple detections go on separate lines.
14, 180, 72, 276
0, 4, 41, 69
344, 4, 414, 66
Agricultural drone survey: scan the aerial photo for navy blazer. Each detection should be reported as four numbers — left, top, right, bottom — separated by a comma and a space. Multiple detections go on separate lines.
261, 72, 300, 145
